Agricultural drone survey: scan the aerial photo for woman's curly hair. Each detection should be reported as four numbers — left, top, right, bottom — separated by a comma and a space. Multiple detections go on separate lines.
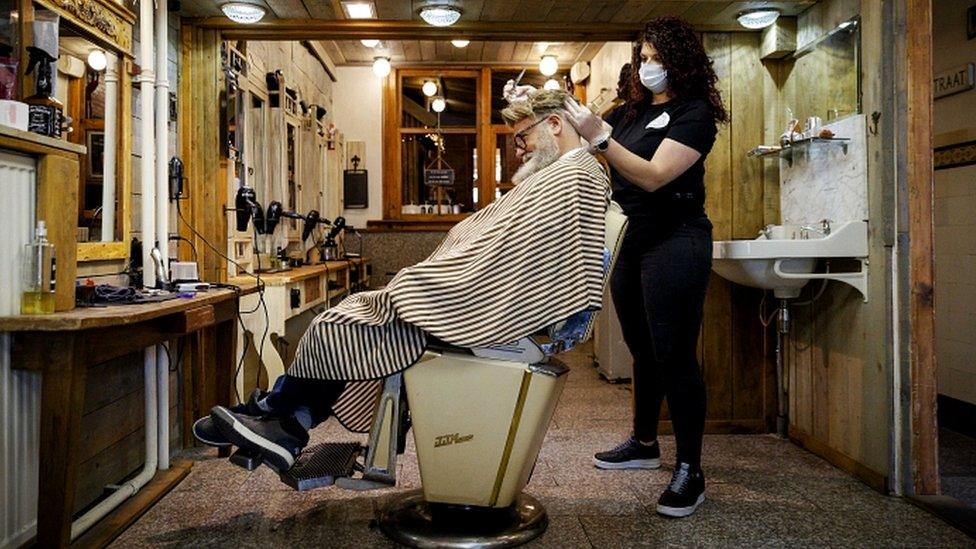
626, 16, 728, 124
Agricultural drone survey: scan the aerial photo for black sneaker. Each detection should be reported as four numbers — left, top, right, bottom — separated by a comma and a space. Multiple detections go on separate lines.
210, 405, 310, 472
593, 436, 661, 470
192, 389, 267, 448
656, 462, 705, 518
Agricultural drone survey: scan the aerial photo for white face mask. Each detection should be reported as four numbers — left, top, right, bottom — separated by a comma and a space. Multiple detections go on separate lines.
639, 61, 668, 94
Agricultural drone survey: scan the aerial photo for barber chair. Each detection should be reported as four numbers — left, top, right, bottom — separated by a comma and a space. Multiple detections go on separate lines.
230, 202, 628, 547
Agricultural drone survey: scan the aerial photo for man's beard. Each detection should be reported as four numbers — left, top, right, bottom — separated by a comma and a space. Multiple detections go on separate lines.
512, 126, 561, 184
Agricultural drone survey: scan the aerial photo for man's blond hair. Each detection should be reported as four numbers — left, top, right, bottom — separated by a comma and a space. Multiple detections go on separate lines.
500, 89, 572, 125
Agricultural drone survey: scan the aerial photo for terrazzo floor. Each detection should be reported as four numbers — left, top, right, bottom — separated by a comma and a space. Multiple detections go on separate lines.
112, 344, 974, 548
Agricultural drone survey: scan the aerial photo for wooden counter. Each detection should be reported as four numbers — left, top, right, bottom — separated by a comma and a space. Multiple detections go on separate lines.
227, 259, 370, 398
6, 289, 240, 547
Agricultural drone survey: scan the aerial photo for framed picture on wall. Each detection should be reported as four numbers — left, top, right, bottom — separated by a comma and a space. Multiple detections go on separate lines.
969, 5, 976, 40
86, 130, 105, 178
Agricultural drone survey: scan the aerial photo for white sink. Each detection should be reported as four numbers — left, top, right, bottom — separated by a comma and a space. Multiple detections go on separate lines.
712, 221, 869, 300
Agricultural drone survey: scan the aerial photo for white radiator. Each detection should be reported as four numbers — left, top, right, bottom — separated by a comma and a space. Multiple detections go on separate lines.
0, 151, 40, 549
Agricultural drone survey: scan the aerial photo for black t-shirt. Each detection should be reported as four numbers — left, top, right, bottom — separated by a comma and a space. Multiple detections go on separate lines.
605, 98, 717, 238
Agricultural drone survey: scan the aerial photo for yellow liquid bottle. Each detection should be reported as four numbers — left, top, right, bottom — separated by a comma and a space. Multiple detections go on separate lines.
21, 220, 56, 315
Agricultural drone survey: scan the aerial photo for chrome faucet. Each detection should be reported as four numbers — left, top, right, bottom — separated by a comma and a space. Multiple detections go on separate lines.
799, 219, 832, 239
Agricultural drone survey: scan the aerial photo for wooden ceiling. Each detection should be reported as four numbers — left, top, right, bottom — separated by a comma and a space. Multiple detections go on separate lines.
183, 0, 818, 64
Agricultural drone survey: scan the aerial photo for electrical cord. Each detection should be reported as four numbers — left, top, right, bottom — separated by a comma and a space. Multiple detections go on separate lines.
176, 199, 270, 404
169, 234, 199, 264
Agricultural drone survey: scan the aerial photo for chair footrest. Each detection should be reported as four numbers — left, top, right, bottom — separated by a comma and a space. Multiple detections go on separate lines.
278, 442, 362, 491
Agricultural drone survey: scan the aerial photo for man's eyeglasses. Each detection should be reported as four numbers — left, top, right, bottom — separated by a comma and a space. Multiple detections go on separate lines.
513, 116, 551, 150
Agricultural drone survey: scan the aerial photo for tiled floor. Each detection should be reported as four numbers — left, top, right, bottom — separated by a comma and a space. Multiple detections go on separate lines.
113, 345, 974, 548
940, 427, 976, 509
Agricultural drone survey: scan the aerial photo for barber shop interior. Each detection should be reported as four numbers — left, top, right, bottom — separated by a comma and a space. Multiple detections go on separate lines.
3, 0, 976, 547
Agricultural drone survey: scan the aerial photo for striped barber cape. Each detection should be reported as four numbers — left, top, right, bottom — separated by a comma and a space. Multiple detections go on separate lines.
289, 147, 609, 431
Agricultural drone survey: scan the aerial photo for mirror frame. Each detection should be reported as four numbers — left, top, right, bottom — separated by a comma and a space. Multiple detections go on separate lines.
26, 0, 137, 262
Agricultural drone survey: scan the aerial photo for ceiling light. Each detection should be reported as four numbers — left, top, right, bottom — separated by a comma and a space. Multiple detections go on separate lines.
736, 9, 780, 29
360, 39, 380, 48
451, 39, 470, 48
422, 81, 438, 97
539, 55, 558, 77
87, 49, 107, 71
431, 96, 446, 113
419, 5, 461, 27
543, 78, 560, 90
342, 1, 375, 19
221, 2, 266, 23
372, 56, 391, 77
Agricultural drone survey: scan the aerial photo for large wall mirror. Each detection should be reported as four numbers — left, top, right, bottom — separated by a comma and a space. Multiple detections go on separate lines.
793, 17, 861, 122
399, 70, 480, 217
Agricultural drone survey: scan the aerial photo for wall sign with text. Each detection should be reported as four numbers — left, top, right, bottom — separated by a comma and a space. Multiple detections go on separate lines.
934, 63, 975, 99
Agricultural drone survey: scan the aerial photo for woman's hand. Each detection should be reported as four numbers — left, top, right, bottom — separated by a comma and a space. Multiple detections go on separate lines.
563, 98, 612, 143
503, 80, 537, 104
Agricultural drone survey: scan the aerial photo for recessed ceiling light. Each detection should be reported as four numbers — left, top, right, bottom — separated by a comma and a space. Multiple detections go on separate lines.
361, 39, 380, 48
543, 78, 560, 90
372, 56, 391, 77
419, 5, 461, 27
451, 39, 470, 48
736, 9, 780, 29
342, 1, 376, 19
221, 2, 266, 23
422, 81, 438, 96
539, 55, 558, 77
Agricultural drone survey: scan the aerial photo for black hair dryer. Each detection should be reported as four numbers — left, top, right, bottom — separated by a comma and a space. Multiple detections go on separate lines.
322, 216, 345, 261
235, 186, 262, 232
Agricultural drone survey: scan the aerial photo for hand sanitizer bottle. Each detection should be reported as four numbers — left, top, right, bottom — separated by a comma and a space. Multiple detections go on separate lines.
21, 220, 56, 314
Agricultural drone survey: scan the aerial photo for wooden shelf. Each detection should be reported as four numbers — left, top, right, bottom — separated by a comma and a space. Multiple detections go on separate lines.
0, 123, 87, 157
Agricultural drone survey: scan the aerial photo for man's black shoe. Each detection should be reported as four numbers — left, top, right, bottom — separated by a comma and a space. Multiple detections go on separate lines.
192, 389, 267, 448
656, 462, 705, 518
593, 436, 661, 470
210, 405, 309, 472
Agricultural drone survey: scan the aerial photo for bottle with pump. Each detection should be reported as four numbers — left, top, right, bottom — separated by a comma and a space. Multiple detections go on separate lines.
22, 220, 56, 314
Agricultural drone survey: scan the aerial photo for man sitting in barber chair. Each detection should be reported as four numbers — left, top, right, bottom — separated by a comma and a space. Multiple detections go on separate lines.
196, 89, 612, 476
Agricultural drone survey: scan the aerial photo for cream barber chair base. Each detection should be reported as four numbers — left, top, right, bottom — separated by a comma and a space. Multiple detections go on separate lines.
377, 348, 568, 548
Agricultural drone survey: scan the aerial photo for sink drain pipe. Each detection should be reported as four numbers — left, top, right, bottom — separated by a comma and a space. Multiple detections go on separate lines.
775, 299, 791, 437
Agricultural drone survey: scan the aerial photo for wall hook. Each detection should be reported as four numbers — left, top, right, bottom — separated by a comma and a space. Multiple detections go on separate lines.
869, 111, 881, 135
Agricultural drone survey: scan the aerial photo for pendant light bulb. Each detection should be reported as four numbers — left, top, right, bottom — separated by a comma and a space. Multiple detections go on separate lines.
372, 56, 391, 77
539, 55, 558, 77
431, 96, 446, 113
422, 81, 438, 97
543, 78, 560, 90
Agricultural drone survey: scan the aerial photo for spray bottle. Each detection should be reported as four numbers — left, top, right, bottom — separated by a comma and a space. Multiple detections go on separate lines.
24, 45, 63, 137
22, 220, 56, 314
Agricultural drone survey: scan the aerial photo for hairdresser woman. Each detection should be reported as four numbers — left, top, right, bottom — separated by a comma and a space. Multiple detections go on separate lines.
564, 16, 727, 518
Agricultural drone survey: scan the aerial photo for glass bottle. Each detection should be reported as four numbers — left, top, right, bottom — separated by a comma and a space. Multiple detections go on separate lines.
22, 220, 56, 314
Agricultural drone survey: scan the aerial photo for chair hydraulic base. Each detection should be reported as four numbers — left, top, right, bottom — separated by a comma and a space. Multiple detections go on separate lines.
377, 489, 548, 548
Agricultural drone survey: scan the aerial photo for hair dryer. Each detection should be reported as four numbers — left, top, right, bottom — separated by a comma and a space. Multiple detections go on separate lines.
235, 186, 260, 232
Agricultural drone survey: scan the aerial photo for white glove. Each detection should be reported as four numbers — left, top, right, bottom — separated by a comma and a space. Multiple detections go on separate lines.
503, 79, 537, 104
563, 98, 612, 144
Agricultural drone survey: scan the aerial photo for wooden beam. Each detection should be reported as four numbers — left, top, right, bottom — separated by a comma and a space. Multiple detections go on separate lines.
906, 0, 938, 496
303, 40, 339, 82
192, 18, 650, 41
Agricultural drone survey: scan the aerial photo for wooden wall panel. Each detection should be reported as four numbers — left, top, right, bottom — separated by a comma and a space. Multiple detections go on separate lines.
701, 33, 734, 422
777, 1, 893, 489
697, 32, 777, 432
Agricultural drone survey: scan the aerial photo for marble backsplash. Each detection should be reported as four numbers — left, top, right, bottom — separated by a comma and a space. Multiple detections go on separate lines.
780, 114, 868, 226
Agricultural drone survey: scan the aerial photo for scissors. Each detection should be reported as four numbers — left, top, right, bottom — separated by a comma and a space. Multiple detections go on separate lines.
513, 68, 526, 88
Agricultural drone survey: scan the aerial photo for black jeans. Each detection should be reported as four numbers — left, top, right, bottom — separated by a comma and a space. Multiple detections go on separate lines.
610, 215, 712, 467
262, 375, 346, 429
